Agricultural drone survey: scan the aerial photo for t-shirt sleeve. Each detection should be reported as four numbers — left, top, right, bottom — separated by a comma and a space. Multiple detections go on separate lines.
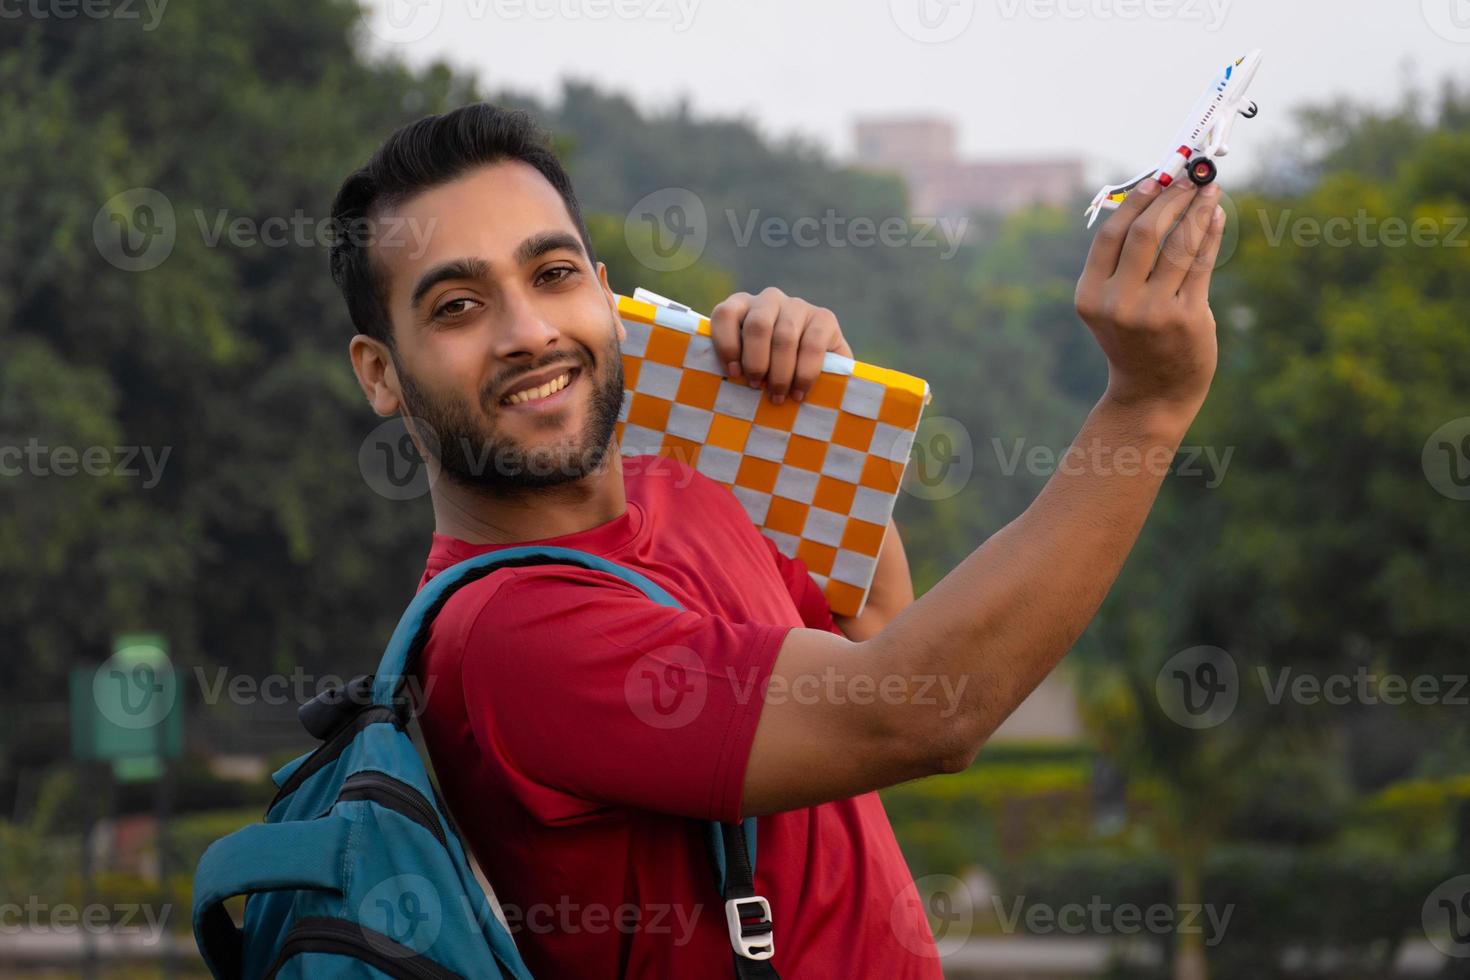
759, 534, 842, 635
453, 566, 791, 823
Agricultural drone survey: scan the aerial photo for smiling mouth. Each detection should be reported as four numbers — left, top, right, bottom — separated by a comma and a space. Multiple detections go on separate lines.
499, 366, 581, 408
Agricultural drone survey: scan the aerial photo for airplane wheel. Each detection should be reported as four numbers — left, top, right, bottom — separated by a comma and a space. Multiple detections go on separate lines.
1188, 157, 1218, 186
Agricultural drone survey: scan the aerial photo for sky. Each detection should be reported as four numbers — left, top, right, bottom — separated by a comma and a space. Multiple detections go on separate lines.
361, 0, 1470, 185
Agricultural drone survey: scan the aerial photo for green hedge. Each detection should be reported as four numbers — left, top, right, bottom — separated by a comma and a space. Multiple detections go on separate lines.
997, 845, 1451, 979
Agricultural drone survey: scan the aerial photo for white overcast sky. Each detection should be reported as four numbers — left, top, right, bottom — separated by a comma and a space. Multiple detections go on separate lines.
363, 0, 1470, 184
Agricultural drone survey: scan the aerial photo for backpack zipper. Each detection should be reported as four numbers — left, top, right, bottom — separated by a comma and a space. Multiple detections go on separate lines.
263, 916, 462, 979
333, 771, 449, 850
270, 706, 399, 809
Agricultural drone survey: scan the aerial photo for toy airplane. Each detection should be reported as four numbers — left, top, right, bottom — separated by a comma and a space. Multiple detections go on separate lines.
1085, 49, 1264, 228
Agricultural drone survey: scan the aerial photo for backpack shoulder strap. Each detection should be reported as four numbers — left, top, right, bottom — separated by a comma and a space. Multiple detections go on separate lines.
193, 816, 353, 979
371, 544, 679, 707
376, 544, 781, 976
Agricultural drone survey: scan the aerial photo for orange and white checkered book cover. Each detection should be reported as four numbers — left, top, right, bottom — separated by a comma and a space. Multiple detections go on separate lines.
613, 289, 933, 618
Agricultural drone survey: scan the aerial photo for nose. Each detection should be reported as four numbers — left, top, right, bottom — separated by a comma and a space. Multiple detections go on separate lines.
491, 291, 564, 362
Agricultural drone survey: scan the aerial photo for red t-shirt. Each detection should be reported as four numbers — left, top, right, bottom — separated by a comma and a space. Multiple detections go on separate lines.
415, 456, 941, 978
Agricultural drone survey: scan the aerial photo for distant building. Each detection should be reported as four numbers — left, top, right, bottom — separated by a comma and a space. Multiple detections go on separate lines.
853, 117, 1086, 219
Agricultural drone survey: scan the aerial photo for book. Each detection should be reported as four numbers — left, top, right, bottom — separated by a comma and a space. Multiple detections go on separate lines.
615, 289, 932, 618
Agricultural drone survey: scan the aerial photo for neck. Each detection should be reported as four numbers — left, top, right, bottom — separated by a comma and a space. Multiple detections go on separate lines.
428, 448, 627, 545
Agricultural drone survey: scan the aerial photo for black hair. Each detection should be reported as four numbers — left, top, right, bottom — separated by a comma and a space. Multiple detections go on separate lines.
329, 103, 595, 347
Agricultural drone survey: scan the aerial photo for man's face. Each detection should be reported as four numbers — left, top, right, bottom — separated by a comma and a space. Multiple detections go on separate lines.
368, 161, 626, 495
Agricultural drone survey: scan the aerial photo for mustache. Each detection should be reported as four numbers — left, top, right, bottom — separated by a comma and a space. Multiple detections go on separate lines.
486, 353, 589, 407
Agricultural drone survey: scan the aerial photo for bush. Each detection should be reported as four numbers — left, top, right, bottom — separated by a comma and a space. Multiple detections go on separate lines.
993, 844, 1450, 979
883, 753, 1093, 875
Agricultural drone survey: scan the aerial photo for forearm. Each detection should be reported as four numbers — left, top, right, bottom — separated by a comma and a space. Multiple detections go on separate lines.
743, 179, 1225, 812
833, 518, 914, 642
867, 393, 1197, 761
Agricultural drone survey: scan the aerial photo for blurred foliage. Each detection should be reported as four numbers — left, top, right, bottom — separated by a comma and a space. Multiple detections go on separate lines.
1001, 844, 1447, 980
883, 751, 1093, 876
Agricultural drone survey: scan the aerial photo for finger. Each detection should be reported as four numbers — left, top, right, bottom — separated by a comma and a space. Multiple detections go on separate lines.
1114, 181, 1201, 284
738, 289, 784, 387
1180, 204, 1227, 306
763, 302, 809, 403
709, 293, 752, 379
791, 307, 841, 402
1081, 177, 1162, 282
1149, 184, 1222, 293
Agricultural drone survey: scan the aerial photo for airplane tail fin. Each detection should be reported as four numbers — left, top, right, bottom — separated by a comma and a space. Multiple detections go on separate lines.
1084, 168, 1158, 228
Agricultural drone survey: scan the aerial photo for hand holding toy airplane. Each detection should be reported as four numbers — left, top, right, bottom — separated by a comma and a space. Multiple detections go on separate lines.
1085, 49, 1264, 228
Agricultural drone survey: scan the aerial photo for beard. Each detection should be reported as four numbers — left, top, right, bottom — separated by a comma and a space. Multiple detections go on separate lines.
395, 329, 625, 497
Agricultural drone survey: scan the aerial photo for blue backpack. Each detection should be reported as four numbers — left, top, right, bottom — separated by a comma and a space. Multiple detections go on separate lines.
192, 545, 780, 979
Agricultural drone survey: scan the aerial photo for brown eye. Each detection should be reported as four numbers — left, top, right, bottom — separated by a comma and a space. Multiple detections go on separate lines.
536, 266, 575, 286
434, 297, 479, 319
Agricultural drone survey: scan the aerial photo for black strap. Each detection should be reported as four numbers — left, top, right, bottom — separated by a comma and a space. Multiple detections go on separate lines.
718, 822, 781, 979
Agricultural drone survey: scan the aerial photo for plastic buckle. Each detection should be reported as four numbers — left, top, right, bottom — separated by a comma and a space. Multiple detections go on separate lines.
724, 896, 774, 961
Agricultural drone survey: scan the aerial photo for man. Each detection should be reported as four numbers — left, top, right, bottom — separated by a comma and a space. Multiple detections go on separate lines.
332, 103, 1225, 978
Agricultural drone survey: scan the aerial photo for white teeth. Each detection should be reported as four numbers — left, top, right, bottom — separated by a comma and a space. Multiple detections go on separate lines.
505, 371, 571, 405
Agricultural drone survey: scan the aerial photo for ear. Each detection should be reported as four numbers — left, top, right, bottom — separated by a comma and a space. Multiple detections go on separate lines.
597, 262, 625, 343
348, 334, 402, 417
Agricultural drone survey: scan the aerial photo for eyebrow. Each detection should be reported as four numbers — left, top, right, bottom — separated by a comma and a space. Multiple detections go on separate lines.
514, 230, 586, 266
407, 232, 586, 310
409, 257, 491, 310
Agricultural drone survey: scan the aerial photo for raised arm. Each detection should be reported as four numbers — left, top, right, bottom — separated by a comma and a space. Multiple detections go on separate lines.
741, 177, 1227, 816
